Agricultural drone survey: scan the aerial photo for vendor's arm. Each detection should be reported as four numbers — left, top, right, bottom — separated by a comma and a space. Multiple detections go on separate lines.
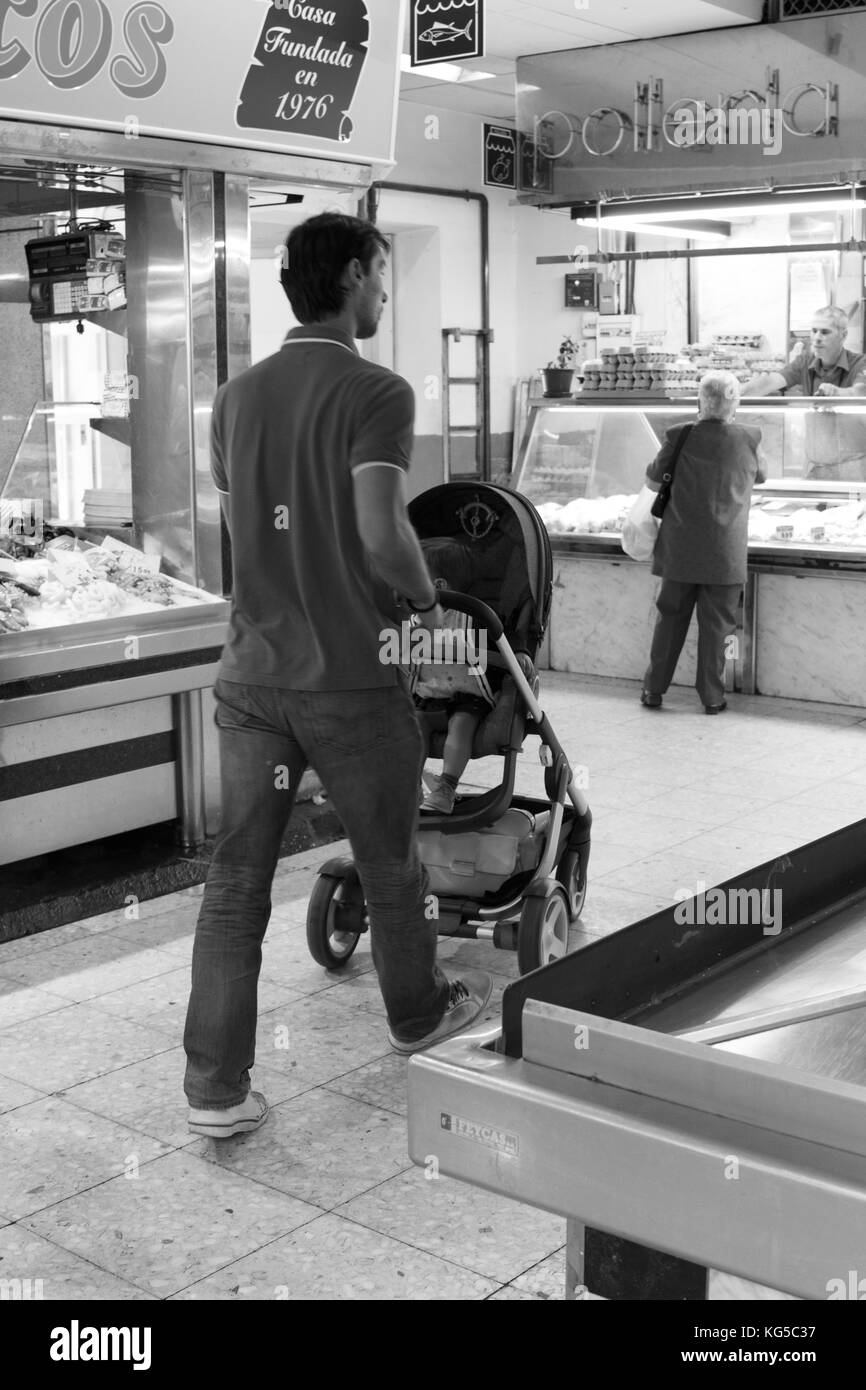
741, 370, 788, 396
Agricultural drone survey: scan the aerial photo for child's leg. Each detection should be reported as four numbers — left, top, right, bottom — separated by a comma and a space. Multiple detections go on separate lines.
441, 710, 482, 785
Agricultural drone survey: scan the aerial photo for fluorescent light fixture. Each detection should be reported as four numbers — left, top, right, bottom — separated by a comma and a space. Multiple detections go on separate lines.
400, 54, 495, 83
574, 217, 730, 244
621, 198, 864, 222
571, 191, 866, 224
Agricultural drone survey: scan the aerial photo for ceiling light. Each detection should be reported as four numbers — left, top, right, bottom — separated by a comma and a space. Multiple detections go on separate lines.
400, 54, 495, 83
573, 217, 730, 244
571, 191, 865, 224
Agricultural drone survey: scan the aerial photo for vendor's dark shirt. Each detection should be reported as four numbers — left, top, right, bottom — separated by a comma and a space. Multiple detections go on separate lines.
648, 420, 765, 585
779, 347, 866, 395
211, 325, 414, 690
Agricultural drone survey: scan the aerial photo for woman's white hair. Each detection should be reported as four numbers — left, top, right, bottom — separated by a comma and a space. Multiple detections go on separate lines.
699, 369, 740, 421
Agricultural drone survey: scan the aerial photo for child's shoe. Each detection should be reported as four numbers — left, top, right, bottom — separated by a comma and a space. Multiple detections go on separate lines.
421, 775, 457, 814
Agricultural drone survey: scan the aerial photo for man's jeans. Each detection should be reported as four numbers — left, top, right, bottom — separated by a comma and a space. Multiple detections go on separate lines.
183, 677, 450, 1109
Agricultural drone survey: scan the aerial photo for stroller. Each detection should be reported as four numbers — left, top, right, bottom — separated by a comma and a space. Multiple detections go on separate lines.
305, 481, 592, 975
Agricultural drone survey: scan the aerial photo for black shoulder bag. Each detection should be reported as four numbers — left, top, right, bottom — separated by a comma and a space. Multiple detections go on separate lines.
650, 423, 693, 519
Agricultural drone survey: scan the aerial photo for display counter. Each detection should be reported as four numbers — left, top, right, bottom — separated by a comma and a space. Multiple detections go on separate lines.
512, 398, 866, 706
407, 817, 866, 1300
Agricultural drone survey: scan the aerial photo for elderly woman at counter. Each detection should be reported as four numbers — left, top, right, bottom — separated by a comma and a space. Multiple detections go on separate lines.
640, 371, 765, 715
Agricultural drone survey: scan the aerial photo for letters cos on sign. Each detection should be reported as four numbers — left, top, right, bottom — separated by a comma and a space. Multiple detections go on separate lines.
0, 0, 174, 100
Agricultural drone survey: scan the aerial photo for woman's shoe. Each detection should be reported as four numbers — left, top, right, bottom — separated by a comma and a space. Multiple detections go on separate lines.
704, 700, 728, 715
640, 690, 662, 708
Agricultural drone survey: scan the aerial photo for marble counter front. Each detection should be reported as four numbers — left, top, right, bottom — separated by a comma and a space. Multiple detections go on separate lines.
755, 571, 866, 706
546, 549, 866, 708
549, 554, 700, 688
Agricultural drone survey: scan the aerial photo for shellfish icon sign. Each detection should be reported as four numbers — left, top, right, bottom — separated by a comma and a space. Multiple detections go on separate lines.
238, 0, 369, 143
411, 0, 484, 67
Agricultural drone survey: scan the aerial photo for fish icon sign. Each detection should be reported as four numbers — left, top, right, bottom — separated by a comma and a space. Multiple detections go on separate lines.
420, 19, 474, 47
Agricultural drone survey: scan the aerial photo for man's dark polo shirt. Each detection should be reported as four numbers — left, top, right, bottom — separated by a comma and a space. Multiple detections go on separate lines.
779, 347, 866, 395
211, 325, 413, 691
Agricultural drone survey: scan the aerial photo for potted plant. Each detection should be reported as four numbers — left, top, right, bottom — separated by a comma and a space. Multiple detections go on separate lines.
541, 336, 578, 397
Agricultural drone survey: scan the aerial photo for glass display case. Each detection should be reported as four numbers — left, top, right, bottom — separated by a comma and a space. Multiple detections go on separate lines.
512, 399, 866, 565
0, 400, 225, 648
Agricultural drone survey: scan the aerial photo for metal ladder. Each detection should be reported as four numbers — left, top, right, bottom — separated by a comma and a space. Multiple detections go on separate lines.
441, 327, 493, 481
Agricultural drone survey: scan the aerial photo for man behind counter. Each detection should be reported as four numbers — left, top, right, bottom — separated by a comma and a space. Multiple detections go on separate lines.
742, 306, 866, 398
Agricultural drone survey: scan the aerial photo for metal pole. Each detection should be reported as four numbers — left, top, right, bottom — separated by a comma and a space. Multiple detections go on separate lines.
174, 689, 207, 850
538, 239, 866, 266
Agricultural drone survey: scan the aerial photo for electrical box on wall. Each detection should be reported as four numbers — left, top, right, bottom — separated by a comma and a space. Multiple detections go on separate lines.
598, 279, 618, 313
565, 271, 597, 309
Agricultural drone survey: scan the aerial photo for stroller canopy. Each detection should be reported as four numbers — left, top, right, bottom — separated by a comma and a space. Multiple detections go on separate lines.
408, 482, 553, 658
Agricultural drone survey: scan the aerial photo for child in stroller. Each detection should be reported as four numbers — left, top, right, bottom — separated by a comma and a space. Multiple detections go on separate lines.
415, 535, 535, 814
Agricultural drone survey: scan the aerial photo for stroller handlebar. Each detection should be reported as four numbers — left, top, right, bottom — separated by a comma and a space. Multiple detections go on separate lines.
432, 590, 504, 642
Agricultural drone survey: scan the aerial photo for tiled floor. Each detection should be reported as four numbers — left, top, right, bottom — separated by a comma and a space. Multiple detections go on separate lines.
1, 673, 865, 1300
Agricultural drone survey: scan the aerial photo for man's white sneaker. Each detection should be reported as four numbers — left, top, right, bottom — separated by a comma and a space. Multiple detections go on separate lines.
188, 1090, 269, 1139
388, 970, 494, 1054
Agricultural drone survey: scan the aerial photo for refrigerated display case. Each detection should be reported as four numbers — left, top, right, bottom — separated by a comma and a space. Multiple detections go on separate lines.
0, 395, 228, 867
511, 399, 866, 705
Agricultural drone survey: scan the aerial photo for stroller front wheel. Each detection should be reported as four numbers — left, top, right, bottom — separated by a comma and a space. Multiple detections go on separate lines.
517, 884, 570, 974
306, 864, 366, 969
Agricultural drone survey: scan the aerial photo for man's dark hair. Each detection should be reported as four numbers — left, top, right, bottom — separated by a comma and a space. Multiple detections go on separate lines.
280, 213, 389, 323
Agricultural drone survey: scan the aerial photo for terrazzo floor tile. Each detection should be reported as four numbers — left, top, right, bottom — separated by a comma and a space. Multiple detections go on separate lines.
189, 1088, 412, 1209
487, 1250, 568, 1300
584, 841, 648, 877
0, 937, 185, 1003
0, 1073, 47, 1115
673, 826, 810, 868
86, 966, 304, 1038
736, 802, 862, 841
596, 852, 736, 902
109, 912, 199, 956
0, 1002, 174, 1092
571, 881, 669, 935
73, 884, 205, 928
60, 1044, 313, 1149
337, 1169, 566, 1284
597, 813, 719, 857
171, 1212, 498, 1300
638, 787, 779, 829
322, 1053, 411, 1117
259, 923, 377, 997
0, 976, 76, 1028
0, 1096, 170, 1219
250, 994, 391, 1093
23, 1149, 320, 1299
0, 920, 103, 960
0, 1225, 158, 1300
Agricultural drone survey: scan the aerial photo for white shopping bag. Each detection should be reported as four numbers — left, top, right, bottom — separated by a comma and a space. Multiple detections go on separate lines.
621, 485, 660, 562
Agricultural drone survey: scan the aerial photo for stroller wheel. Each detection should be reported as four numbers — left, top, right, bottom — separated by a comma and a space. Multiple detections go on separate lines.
306, 863, 366, 969
517, 884, 570, 974
557, 849, 588, 922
